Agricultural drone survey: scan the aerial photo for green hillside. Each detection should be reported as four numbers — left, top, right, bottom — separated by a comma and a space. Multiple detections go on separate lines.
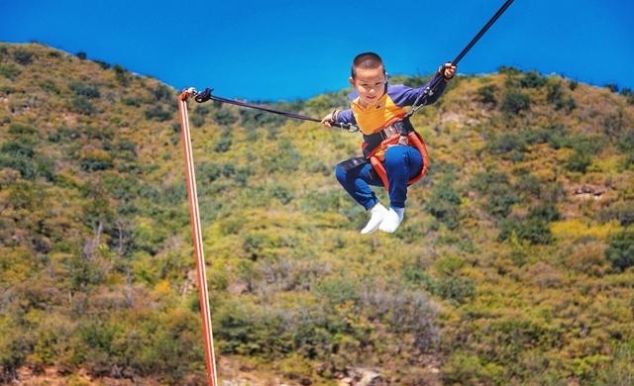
0, 43, 633, 386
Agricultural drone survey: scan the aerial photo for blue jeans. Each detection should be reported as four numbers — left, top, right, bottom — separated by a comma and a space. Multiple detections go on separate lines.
335, 146, 423, 210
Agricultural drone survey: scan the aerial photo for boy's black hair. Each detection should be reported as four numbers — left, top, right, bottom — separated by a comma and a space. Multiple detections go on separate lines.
351, 52, 386, 78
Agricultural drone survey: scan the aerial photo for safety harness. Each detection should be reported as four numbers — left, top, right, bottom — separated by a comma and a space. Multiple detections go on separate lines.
362, 117, 431, 190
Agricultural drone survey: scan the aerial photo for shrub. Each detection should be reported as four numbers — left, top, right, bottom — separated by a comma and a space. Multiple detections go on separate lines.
546, 81, 576, 111
213, 108, 239, 126
152, 84, 172, 101
599, 201, 634, 227
268, 140, 301, 173
519, 71, 547, 88
487, 133, 527, 156
486, 184, 518, 219
566, 150, 592, 173
75, 51, 87, 60
71, 97, 97, 115
190, 114, 205, 127
13, 49, 34, 65
112, 65, 129, 86
514, 173, 541, 198
501, 90, 530, 114
499, 217, 552, 245
121, 97, 140, 107
605, 229, 634, 271
477, 84, 497, 106
93, 59, 110, 70
144, 106, 171, 121
442, 351, 504, 385
425, 175, 461, 229
39, 79, 60, 94
498, 65, 520, 75
0, 64, 21, 80
69, 81, 101, 99
79, 149, 113, 172
529, 203, 560, 222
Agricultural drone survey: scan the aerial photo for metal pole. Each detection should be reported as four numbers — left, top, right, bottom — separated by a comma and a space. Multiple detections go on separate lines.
177, 90, 219, 386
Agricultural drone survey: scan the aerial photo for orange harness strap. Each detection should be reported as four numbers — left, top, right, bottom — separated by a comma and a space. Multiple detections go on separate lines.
369, 131, 430, 191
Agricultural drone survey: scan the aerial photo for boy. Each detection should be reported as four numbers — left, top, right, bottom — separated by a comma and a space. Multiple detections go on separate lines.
322, 52, 456, 234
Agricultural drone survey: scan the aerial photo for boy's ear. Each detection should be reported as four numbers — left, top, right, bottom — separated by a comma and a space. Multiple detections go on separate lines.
348, 76, 355, 87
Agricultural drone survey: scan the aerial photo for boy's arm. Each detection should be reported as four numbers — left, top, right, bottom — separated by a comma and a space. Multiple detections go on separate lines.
321, 108, 356, 127
391, 63, 456, 107
333, 109, 356, 125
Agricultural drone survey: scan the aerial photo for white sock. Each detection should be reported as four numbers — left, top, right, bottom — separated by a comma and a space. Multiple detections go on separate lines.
360, 202, 388, 234
379, 207, 404, 233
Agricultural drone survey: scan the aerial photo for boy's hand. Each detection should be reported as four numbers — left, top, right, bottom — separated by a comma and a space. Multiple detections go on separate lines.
439, 62, 457, 80
321, 110, 337, 127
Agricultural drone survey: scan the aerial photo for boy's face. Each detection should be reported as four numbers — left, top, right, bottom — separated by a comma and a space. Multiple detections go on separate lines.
350, 66, 387, 107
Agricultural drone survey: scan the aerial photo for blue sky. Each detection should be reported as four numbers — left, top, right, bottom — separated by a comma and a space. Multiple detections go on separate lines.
1, 0, 633, 100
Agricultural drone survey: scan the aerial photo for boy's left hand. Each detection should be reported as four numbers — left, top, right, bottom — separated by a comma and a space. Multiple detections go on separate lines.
439, 62, 457, 80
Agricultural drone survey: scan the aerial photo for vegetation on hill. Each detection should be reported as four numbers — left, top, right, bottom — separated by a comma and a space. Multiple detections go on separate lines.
0, 43, 633, 385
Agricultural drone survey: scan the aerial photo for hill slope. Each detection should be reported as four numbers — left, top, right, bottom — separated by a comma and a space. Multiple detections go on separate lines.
1, 43, 633, 386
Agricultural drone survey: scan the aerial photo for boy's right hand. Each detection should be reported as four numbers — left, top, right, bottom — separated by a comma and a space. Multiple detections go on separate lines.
321, 110, 336, 127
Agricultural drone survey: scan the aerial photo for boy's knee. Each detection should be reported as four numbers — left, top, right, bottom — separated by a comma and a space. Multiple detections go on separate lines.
384, 148, 406, 168
335, 163, 347, 183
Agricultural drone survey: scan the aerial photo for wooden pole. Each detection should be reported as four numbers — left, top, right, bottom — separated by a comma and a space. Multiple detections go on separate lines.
177, 91, 218, 386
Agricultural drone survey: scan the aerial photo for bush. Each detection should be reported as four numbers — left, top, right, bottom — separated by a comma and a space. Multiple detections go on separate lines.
79, 149, 113, 172
69, 81, 101, 99
498, 65, 520, 75
0, 64, 21, 80
92, 59, 110, 70
519, 71, 547, 88
546, 82, 576, 111
499, 217, 552, 244
39, 79, 60, 94
144, 106, 171, 121
487, 185, 518, 219
212, 134, 231, 153
75, 51, 87, 60
213, 108, 239, 126
152, 84, 172, 101
268, 140, 301, 173
425, 175, 461, 229
501, 90, 531, 114
514, 173, 541, 198
529, 203, 560, 222
0, 141, 54, 180
121, 97, 140, 107
71, 97, 97, 115
605, 229, 634, 271
477, 84, 497, 106
112, 65, 129, 86
566, 150, 592, 173
190, 114, 205, 127
599, 201, 634, 226
13, 49, 34, 65
487, 133, 527, 156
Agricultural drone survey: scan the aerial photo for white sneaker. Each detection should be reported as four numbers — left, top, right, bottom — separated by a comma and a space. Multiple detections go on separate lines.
360, 203, 388, 234
379, 207, 404, 233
